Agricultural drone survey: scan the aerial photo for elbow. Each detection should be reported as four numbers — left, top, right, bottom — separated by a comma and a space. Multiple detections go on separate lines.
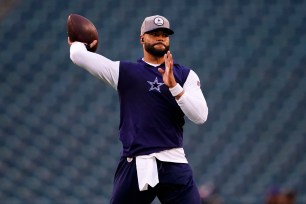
195, 115, 208, 125
194, 107, 208, 125
199, 114, 208, 124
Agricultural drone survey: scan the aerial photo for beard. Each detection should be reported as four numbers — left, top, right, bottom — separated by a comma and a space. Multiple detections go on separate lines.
144, 42, 170, 57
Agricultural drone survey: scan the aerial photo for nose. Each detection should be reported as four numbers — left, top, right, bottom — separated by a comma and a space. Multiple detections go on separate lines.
156, 35, 164, 41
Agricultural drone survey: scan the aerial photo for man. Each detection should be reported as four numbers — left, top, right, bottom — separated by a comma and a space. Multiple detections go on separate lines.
68, 15, 208, 204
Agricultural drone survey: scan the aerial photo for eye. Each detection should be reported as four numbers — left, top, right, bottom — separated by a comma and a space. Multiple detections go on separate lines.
150, 33, 158, 37
148, 32, 169, 37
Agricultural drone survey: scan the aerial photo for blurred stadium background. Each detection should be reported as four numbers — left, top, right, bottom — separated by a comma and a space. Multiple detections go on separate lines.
0, 0, 306, 203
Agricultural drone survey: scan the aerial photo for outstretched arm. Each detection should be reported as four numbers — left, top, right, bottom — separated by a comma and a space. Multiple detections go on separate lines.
68, 38, 119, 90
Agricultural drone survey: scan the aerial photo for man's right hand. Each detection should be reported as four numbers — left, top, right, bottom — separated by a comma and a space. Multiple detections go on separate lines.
67, 37, 98, 49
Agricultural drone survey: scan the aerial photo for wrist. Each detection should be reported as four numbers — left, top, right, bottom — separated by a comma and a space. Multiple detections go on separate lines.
169, 83, 184, 97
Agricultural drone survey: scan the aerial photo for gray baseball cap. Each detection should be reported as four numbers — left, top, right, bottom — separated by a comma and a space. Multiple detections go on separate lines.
140, 15, 174, 35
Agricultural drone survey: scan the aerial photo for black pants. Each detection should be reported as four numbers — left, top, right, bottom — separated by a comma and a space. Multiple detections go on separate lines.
110, 157, 201, 204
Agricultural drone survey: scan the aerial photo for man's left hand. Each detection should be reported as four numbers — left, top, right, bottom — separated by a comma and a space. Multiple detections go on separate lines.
158, 51, 177, 88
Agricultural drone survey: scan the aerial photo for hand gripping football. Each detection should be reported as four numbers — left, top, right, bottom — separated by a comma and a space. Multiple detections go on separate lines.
67, 14, 98, 52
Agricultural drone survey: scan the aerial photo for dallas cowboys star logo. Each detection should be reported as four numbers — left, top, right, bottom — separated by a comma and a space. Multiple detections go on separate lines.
147, 77, 164, 93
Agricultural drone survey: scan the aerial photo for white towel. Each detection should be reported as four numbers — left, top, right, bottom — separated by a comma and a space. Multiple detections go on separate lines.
131, 148, 188, 191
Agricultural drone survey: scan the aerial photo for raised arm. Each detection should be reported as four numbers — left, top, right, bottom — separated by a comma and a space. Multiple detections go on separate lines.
69, 40, 120, 90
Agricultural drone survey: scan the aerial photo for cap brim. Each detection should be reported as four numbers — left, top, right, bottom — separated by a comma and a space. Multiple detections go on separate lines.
145, 28, 174, 35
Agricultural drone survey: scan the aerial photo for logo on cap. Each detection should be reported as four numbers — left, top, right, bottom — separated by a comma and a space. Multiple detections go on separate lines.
154, 17, 164, 26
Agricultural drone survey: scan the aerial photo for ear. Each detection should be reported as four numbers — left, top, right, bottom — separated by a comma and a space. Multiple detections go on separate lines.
140, 35, 144, 44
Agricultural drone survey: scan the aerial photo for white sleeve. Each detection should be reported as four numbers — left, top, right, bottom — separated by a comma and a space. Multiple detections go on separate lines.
70, 42, 119, 90
176, 70, 208, 124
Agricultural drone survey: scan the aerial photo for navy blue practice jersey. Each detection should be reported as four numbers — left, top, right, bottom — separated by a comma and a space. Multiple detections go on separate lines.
117, 59, 190, 157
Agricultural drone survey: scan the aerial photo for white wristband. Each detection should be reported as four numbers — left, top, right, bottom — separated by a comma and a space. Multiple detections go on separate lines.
169, 84, 184, 97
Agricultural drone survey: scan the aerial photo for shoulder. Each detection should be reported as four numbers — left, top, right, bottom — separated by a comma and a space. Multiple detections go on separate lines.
173, 61, 191, 72
119, 59, 147, 70
119, 61, 138, 67
118, 60, 148, 82
170, 63, 191, 85
120, 58, 146, 66
173, 63, 191, 78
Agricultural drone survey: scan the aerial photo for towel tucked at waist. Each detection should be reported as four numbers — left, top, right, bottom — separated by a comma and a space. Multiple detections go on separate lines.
127, 148, 188, 191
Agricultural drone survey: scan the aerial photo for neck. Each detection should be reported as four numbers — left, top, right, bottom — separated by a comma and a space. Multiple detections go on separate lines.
143, 50, 164, 65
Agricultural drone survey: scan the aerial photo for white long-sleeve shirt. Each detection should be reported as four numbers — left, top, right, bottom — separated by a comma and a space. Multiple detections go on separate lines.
70, 42, 208, 190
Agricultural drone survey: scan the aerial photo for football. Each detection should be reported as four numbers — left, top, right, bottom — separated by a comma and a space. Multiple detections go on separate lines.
67, 14, 98, 52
